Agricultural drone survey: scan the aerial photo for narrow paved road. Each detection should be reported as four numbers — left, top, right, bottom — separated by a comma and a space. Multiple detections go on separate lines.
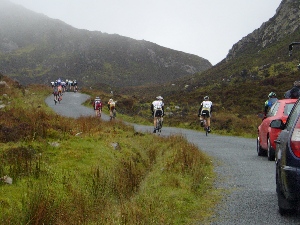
45, 92, 300, 224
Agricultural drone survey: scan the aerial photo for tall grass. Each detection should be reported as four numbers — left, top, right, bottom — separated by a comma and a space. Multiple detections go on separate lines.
0, 76, 220, 224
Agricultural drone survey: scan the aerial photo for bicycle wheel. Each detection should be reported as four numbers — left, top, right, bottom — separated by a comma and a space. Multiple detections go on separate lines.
155, 118, 162, 134
203, 119, 208, 136
158, 118, 162, 133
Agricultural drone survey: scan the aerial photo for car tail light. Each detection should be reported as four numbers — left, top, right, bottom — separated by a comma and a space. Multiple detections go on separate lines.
291, 126, 300, 158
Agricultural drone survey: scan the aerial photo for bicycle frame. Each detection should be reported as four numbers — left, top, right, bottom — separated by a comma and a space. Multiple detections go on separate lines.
203, 119, 208, 136
200, 116, 209, 136
110, 109, 116, 121
155, 116, 163, 133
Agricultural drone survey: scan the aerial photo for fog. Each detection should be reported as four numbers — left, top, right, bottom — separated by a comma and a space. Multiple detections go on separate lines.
10, 0, 282, 65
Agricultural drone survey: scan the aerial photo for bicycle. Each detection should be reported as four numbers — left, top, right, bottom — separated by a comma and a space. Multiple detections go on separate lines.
203, 119, 209, 136
58, 95, 62, 104
97, 108, 102, 118
53, 92, 59, 105
155, 116, 163, 134
110, 109, 116, 121
200, 117, 209, 136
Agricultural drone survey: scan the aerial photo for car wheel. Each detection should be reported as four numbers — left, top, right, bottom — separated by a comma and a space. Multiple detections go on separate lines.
267, 137, 275, 161
276, 173, 296, 215
257, 137, 264, 156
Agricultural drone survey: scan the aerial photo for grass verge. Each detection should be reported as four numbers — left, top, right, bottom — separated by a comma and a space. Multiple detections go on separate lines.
0, 76, 222, 224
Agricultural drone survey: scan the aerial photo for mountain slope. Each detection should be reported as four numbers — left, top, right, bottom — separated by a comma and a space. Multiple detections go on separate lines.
226, 0, 300, 62
111, 0, 300, 136
0, 0, 212, 87
166, 0, 300, 101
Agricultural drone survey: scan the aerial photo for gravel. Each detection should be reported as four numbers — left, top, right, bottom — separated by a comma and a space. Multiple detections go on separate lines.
46, 92, 300, 224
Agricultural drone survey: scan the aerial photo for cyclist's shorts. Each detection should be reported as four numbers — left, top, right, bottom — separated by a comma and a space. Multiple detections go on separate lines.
53, 91, 58, 96
154, 109, 163, 117
201, 110, 210, 118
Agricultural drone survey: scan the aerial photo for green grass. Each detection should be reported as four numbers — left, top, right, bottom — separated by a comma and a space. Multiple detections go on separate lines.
0, 75, 222, 224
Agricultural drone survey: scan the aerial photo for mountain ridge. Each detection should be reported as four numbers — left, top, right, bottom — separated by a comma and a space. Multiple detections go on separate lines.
226, 0, 299, 62
0, 0, 212, 88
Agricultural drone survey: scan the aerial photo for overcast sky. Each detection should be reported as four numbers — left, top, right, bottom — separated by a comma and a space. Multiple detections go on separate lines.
10, 0, 282, 65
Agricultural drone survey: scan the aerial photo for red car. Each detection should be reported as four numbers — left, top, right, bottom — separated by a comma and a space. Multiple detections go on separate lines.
257, 98, 297, 161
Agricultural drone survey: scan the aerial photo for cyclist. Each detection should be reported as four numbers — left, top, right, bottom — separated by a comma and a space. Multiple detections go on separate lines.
284, 81, 300, 99
68, 79, 73, 91
57, 83, 63, 97
53, 85, 59, 103
61, 80, 66, 93
73, 80, 78, 92
264, 92, 278, 116
93, 97, 102, 117
107, 99, 116, 120
151, 96, 164, 133
198, 96, 213, 133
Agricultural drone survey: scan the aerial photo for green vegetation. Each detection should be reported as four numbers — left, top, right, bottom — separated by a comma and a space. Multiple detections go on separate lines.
0, 75, 221, 224
100, 38, 300, 138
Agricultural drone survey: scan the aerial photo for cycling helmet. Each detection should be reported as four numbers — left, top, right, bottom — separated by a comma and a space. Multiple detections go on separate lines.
268, 92, 276, 98
156, 96, 163, 100
204, 96, 209, 100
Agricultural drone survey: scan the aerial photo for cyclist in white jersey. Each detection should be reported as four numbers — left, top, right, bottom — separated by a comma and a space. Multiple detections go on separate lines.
198, 96, 213, 133
151, 96, 164, 133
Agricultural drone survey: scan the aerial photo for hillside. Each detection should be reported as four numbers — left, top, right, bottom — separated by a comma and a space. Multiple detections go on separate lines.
110, 0, 300, 136
0, 0, 211, 88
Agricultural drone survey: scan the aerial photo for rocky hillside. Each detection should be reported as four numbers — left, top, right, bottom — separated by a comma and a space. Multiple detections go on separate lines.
0, 0, 212, 88
226, 0, 300, 62
166, 0, 300, 91
116, 0, 300, 124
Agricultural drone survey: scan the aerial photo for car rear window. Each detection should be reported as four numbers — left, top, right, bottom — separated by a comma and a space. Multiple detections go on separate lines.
286, 100, 300, 131
284, 103, 296, 116
267, 102, 280, 117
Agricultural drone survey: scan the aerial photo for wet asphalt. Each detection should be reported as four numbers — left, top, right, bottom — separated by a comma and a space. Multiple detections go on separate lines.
45, 92, 300, 224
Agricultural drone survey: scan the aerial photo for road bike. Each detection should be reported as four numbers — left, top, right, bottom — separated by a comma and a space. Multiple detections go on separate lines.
54, 94, 59, 105
155, 116, 163, 134
58, 95, 62, 104
110, 109, 116, 121
97, 108, 102, 118
200, 118, 209, 136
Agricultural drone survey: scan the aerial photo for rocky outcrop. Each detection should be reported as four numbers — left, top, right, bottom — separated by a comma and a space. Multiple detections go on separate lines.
226, 0, 300, 61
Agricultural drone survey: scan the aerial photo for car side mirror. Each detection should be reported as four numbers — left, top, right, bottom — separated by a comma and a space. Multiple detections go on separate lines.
270, 119, 284, 129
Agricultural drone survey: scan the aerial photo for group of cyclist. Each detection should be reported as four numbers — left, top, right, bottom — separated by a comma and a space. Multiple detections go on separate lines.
150, 95, 213, 134
51, 79, 78, 93
51, 78, 78, 104
92, 97, 117, 121
91, 94, 214, 133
